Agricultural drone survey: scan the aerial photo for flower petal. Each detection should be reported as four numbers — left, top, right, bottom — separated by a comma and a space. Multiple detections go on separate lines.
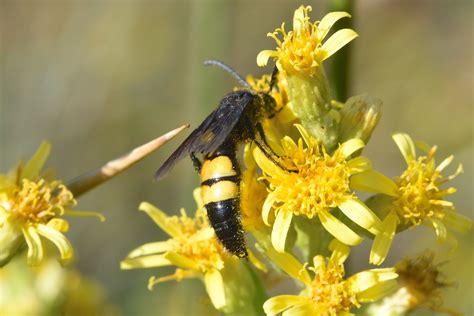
318, 11, 351, 40
282, 301, 316, 316
63, 209, 106, 222
320, 29, 358, 62
164, 252, 199, 270
349, 268, 398, 293
370, 212, 398, 265
257, 50, 278, 67
350, 170, 398, 197
346, 156, 372, 174
442, 210, 472, 233
36, 223, 73, 264
339, 138, 365, 158
265, 246, 311, 285
262, 193, 277, 226
436, 155, 453, 173
328, 239, 350, 265
254, 147, 286, 178
126, 241, 172, 258
204, 269, 226, 309
392, 133, 416, 164
22, 226, 44, 266
318, 209, 363, 246
356, 279, 398, 303
294, 124, 313, 148
339, 198, 382, 235
430, 218, 447, 243
120, 254, 172, 269
263, 295, 307, 315
46, 218, 69, 232
22, 141, 51, 179
139, 202, 181, 238
271, 210, 293, 253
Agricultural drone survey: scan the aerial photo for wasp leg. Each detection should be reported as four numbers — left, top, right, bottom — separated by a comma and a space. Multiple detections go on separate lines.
190, 152, 202, 172
254, 124, 297, 173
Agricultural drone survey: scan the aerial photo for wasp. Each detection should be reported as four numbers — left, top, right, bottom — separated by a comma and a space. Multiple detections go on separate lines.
155, 60, 288, 258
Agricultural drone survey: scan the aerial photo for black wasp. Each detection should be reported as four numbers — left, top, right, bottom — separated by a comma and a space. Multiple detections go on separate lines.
155, 60, 287, 258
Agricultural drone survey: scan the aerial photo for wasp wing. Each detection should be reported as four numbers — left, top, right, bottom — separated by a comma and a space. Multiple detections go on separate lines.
154, 91, 253, 181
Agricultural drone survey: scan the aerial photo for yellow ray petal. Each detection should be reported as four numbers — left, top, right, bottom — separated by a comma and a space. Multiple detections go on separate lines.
263, 295, 307, 315
339, 198, 382, 235
320, 29, 358, 62
271, 210, 293, 253
329, 239, 350, 265
349, 268, 398, 293
356, 279, 398, 303
339, 138, 365, 158
392, 133, 416, 164
350, 170, 398, 197
370, 212, 398, 265
46, 218, 69, 232
120, 254, 172, 269
430, 218, 447, 243
436, 155, 454, 173
36, 223, 73, 264
265, 246, 311, 285
346, 156, 372, 174
254, 147, 286, 178
282, 302, 316, 316
318, 209, 363, 246
126, 241, 172, 259
262, 193, 277, 226
317, 11, 351, 40
63, 209, 106, 222
164, 251, 199, 270
442, 210, 472, 233
294, 124, 313, 148
139, 202, 181, 238
257, 50, 278, 67
22, 141, 51, 179
204, 269, 226, 309
22, 226, 44, 266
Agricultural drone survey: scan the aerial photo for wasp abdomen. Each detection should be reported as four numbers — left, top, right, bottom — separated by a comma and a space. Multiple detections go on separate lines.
200, 154, 247, 258
205, 199, 247, 258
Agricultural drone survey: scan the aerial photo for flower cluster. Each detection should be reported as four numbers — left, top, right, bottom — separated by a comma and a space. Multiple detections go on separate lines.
119, 5, 471, 315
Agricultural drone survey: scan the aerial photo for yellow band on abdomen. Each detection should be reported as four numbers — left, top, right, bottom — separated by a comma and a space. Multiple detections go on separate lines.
200, 156, 237, 182
201, 180, 239, 204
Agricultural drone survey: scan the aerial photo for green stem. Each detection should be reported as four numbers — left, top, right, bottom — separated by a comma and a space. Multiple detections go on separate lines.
328, 0, 354, 102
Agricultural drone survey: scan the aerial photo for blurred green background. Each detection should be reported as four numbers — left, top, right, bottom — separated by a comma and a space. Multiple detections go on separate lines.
0, 1, 472, 315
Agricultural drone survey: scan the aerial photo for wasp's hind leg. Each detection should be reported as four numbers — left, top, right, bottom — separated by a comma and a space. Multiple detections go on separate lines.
254, 124, 297, 173
190, 152, 202, 172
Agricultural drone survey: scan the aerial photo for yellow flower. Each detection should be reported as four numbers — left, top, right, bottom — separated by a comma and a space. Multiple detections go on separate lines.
257, 6, 358, 77
351, 133, 472, 265
263, 240, 398, 315
254, 124, 382, 252
367, 251, 459, 315
0, 142, 104, 267
121, 196, 264, 313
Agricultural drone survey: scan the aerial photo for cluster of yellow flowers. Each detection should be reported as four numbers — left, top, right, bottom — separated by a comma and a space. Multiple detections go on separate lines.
0, 5, 471, 316
119, 5, 471, 315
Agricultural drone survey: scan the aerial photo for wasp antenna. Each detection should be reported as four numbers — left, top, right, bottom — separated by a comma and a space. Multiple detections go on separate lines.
203, 59, 251, 90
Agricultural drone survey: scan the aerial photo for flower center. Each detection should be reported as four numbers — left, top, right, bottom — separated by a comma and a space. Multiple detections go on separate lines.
394, 154, 448, 226
309, 257, 358, 313
8, 179, 75, 223
268, 142, 352, 218
170, 210, 227, 272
